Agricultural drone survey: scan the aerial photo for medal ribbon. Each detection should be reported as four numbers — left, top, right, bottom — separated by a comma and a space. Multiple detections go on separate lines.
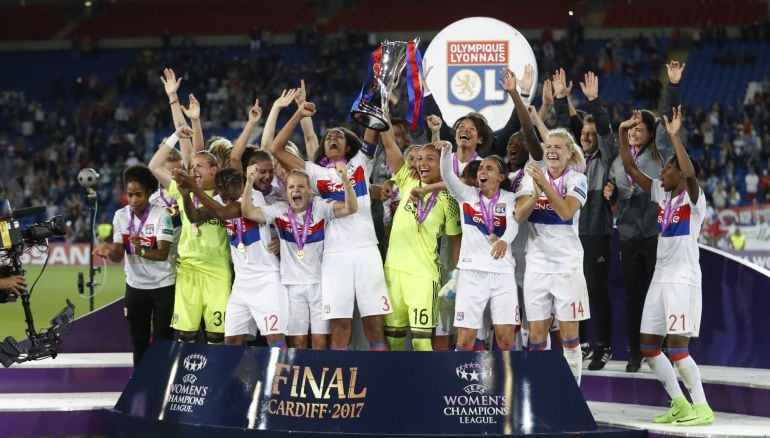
511, 168, 525, 193
287, 201, 313, 252
128, 207, 150, 254
547, 167, 570, 198
157, 185, 176, 208
626, 146, 640, 187
661, 190, 686, 233
416, 191, 439, 225
478, 189, 501, 237
192, 195, 200, 235
452, 150, 479, 176
236, 217, 244, 248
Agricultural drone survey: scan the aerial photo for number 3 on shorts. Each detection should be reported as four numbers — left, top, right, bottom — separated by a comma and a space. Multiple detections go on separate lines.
381, 296, 391, 312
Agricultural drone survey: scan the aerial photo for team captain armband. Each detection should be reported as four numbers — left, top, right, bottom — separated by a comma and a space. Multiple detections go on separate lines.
361, 140, 377, 157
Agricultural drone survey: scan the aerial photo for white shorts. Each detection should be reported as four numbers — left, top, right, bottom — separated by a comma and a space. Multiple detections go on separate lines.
640, 281, 702, 337
225, 273, 288, 337
435, 296, 456, 336
286, 283, 330, 336
524, 271, 590, 322
321, 246, 392, 319
454, 269, 520, 329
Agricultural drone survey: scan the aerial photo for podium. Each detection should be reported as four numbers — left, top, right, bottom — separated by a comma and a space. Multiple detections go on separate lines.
106, 340, 642, 437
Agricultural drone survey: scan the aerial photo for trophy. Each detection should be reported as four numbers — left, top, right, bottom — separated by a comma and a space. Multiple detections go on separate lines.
350, 38, 423, 132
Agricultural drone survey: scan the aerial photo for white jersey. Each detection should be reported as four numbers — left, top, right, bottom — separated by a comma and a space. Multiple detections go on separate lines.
225, 191, 280, 286
450, 151, 482, 176
112, 203, 175, 289
520, 169, 588, 273
305, 150, 377, 252
262, 184, 286, 204
440, 150, 519, 274
149, 187, 181, 268
650, 180, 706, 285
262, 198, 336, 285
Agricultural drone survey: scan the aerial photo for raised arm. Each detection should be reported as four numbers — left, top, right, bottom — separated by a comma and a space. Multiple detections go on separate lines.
580, 71, 618, 161
618, 110, 653, 193
552, 68, 574, 132
501, 68, 543, 161
438, 141, 469, 199
260, 89, 296, 150
655, 60, 685, 159
528, 105, 550, 146
332, 162, 358, 217
269, 103, 313, 171
489, 64, 533, 156
380, 123, 405, 175
664, 105, 699, 203
426, 114, 443, 143
181, 93, 204, 155
294, 80, 319, 158
241, 165, 267, 223
161, 68, 195, 168
149, 126, 192, 188
538, 79, 554, 122
230, 99, 262, 171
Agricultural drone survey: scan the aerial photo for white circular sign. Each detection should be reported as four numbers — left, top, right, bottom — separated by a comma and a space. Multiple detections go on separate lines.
424, 17, 538, 131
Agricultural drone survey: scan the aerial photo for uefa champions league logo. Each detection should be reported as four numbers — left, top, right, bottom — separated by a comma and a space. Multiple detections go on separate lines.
456, 362, 491, 395
183, 353, 208, 373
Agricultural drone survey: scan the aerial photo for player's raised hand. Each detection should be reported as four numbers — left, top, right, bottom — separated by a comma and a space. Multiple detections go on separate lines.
541, 79, 554, 107
579, 71, 599, 101
160, 68, 181, 97
666, 60, 686, 85
294, 80, 308, 106
297, 102, 316, 118
247, 98, 262, 123
180, 93, 200, 120
619, 110, 643, 131
663, 105, 683, 136
519, 64, 535, 96
426, 114, 443, 133
552, 68, 573, 99
273, 89, 297, 109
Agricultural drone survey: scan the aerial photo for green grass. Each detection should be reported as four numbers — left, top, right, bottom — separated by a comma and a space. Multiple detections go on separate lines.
0, 265, 126, 341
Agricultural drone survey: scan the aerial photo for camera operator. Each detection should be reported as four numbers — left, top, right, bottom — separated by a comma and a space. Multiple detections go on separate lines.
93, 165, 176, 366
0, 274, 27, 301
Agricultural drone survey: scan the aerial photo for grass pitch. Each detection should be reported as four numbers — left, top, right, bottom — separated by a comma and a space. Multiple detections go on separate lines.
0, 265, 126, 341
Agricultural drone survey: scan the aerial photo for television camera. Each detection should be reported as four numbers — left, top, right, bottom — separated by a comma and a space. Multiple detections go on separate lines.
0, 205, 74, 367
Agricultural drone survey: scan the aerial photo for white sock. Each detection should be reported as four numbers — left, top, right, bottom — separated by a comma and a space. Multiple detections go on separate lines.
646, 353, 684, 400
674, 356, 707, 405
563, 346, 582, 385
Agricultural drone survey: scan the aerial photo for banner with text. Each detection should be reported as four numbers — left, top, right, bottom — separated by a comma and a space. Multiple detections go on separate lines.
114, 341, 596, 435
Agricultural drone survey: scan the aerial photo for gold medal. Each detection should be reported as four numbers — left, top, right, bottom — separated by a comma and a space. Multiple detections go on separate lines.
296, 250, 305, 259
489, 234, 498, 243
237, 242, 246, 252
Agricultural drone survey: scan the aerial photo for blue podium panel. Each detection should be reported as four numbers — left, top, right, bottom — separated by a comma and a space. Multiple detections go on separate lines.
113, 340, 596, 435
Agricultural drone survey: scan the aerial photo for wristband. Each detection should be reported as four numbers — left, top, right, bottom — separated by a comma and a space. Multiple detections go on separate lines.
169, 99, 179, 105
164, 133, 179, 149
521, 93, 530, 98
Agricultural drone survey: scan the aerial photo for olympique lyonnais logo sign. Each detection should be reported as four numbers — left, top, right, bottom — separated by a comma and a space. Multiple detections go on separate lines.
447, 41, 509, 108
424, 17, 538, 131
